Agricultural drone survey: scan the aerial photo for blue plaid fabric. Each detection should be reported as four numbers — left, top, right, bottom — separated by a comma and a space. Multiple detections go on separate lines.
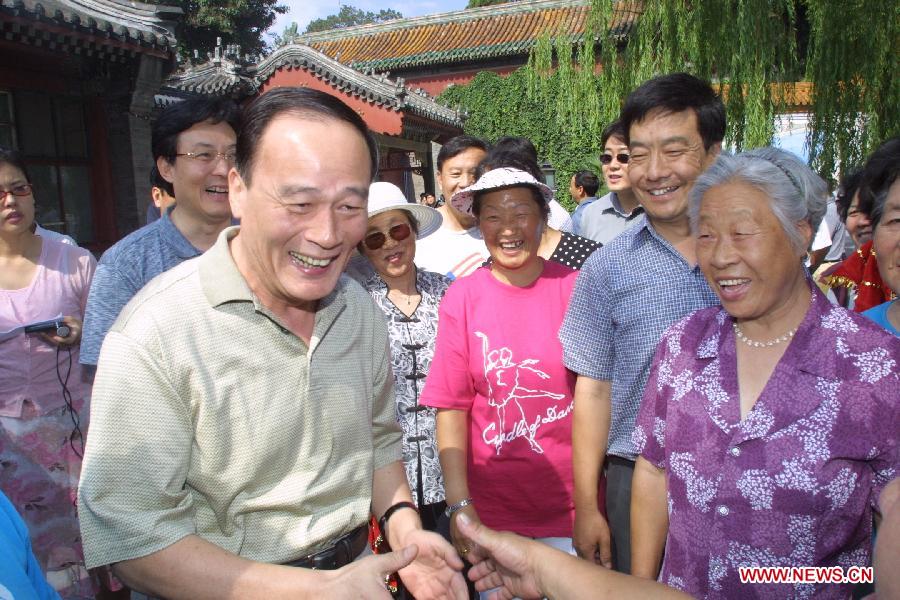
559, 215, 719, 460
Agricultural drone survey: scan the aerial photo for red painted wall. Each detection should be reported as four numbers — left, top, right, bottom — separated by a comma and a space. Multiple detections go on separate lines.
259, 67, 404, 136
404, 65, 519, 97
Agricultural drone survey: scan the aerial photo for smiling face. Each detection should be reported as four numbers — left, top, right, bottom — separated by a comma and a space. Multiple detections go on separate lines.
361, 209, 416, 282
602, 135, 631, 192
158, 119, 237, 226
228, 113, 371, 313
0, 162, 34, 236
846, 191, 873, 247
628, 109, 719, 227
437, 147, 486, 221
478, 186, 545, 284
697, 180, 811, 322
874, 180, 900, 297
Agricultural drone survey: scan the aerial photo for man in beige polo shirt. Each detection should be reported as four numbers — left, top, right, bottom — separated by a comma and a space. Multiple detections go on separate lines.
77, 88, 466, 599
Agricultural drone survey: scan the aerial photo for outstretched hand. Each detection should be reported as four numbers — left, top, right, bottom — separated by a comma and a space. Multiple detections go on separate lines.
397, 528, 468, 600
455, 513, 545, 600
321, 545, 419, 598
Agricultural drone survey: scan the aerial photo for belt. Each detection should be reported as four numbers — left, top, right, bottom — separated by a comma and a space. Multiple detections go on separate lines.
283, 525, 368, 570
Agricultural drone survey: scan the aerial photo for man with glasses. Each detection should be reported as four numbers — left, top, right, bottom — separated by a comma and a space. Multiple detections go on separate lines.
80, 96, 240, 368
578, 120, 643, 245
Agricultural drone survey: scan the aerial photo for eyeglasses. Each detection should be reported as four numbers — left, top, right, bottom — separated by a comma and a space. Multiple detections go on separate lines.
0, 183, 33, 200
364, 223, 412, 250
600, 153, 630, 165
175, 151, 236, 165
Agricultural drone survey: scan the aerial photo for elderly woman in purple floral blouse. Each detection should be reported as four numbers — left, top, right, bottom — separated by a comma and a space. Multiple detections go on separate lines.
630, 147, 900, 599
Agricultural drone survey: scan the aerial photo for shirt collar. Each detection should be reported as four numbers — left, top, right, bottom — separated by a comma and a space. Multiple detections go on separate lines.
597, 192, 643, 219
160, 205, 203, 259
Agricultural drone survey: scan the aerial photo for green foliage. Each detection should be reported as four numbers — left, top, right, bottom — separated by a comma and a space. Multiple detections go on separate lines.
805, 0, 899, 177
305, 6, 403, 33
467, 0, 522, 7
440, 1, 897, 188
162, 0, 287, 57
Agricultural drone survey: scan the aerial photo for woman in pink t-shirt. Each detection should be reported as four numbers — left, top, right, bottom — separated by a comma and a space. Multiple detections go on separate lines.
0, 148, 99, 598
422, 167, 605, 572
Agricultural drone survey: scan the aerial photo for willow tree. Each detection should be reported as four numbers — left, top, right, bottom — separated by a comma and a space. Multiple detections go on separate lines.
441, 0, 898, 188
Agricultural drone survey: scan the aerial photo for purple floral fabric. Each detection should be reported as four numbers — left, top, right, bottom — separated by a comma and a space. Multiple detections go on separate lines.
634, 288, 900, 599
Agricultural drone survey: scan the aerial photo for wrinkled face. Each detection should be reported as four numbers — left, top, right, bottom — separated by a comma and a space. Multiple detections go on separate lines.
602, 135, 631, 192
361, 209, 416, 281
697, 181, 810, 322
846, 191, 873, 247
873, 180, 900, 296
158, 119, 237, 224
0, 162, 34, 235
628, 109, 719, 226
437, 147, 486, 219
478, 186, 544, 275
228, 114, 371, 311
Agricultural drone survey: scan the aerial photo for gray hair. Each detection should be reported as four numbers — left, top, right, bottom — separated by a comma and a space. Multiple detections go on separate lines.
689, 147, 828, 253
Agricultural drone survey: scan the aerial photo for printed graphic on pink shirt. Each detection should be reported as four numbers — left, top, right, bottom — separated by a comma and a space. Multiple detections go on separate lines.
477, 331, 571, 456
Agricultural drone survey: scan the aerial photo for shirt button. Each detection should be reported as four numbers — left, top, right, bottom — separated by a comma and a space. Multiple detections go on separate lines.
730, 446, 741, 457
717, 505, 730, 516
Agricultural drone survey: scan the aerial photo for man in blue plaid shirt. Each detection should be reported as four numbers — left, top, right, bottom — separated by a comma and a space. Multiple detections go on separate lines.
559, 73, 724, 574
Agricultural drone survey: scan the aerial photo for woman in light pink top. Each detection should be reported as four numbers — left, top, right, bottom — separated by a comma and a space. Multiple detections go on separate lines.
0, 147, 99, 598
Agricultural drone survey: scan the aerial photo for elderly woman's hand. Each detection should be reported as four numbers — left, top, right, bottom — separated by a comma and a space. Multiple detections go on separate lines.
451, 504, 487, 563
39, 315, 82, 347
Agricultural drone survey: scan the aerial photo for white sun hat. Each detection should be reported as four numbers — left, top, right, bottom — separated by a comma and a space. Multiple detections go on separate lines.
449, 167, 554, 216
367, 181, 442, 238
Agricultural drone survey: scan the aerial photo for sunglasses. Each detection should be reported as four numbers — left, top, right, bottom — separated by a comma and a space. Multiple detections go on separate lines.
0, 183, 34, 200
600, 153, 630, 165
364, 222, 412, 251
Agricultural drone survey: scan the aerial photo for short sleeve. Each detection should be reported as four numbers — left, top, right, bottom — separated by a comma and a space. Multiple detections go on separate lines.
559, 252, 614, 380
76, 250, 97, 315
420, 287, 476, 410
77, 331, 196, 568
80, 256, 139, 366
633, 333, 674, 469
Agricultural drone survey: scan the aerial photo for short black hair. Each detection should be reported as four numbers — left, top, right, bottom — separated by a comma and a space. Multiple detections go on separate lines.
573, 170, 600, 197
493, 136, 539, 162
152, 96, 240, 163
236, 88, 379, 186
436, 135, 488, 172
419, 192, 427, 199
601, 120, 627, 148
0, 146, 30, 181
472, 184, 549, 221
149, 164, 174, 197
859, 136, 900, 228
620, 72, 726, 151
835, 168, 864, 222
477, 149, 545, 183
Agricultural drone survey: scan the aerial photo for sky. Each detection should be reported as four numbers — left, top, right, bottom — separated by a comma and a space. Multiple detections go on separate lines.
267, 0, 470, 44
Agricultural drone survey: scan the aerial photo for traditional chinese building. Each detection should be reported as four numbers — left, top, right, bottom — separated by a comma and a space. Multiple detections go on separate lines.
295, 0, 639, 97
0, 0, 180, 250
163, 42, 465, 200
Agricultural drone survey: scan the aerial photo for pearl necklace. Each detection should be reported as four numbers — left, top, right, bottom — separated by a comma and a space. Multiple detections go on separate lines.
733, 322, 797, 348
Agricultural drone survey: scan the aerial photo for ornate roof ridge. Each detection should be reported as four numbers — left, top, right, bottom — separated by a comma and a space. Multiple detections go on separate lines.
0, 0, 180, 49
164, 43, 464, 128
296, 0, 590, 43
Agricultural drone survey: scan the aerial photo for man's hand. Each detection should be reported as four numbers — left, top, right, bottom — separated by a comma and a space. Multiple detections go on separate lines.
450, 504, 487, 563
321, 545, 419, 598
396, 528, 468, 600
456, 513, 544, 599
573, 507, 612, 568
